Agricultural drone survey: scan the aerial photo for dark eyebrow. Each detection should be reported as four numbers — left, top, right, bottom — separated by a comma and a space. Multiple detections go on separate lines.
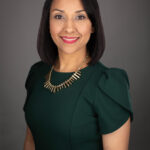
52, 8, 86, 13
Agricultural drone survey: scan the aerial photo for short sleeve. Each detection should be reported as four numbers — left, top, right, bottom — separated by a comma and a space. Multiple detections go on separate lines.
94, 67, 134, 134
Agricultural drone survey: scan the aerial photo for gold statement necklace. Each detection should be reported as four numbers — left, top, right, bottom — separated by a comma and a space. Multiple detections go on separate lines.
43, 55, 89, 93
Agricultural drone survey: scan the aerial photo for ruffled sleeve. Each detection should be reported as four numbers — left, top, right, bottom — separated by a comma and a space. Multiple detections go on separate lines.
94, 67, 134, 134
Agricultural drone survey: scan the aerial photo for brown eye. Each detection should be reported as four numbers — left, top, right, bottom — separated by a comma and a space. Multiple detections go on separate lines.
54, 15, 63, 19
76, 15, 86, 20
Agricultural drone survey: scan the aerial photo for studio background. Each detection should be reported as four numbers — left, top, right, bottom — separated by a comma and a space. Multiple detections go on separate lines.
0, 0, 150, 149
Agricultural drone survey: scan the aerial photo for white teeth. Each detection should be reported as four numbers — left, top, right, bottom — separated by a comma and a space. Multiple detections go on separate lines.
62, 37, 78, 41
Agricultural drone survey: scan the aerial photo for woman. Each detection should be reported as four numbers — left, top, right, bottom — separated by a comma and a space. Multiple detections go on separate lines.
23, 0, 134, 149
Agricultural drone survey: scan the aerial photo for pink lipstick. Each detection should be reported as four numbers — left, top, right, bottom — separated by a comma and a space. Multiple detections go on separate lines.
61, 36, 79, 44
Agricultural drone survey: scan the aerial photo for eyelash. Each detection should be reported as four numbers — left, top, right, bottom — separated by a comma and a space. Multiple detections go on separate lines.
54, 15, 86, 20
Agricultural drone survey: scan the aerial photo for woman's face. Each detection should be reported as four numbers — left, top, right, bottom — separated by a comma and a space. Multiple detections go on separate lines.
49, 0, 94, 55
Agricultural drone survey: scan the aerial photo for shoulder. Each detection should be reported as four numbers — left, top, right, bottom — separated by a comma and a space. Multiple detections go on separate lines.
29, 60, 50, 71
83, 61, 131, 103
25, 60, 51, 90
95, 61, 131, 107
84, 61, 130, 96
27, 60, 52, 76
95, 61, 130, 88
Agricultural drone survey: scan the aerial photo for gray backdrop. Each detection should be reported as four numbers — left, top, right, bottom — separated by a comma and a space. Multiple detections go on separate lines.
0, 0, 150, 149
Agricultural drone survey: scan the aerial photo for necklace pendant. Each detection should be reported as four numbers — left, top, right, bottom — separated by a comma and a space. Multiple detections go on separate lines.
43, 55, 88, 93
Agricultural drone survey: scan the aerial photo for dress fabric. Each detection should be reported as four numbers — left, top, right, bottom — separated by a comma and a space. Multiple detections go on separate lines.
23, 60, 134, 150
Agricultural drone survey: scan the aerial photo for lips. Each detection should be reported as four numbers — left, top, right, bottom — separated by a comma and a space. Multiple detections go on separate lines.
61, 36, 79, 39
60, 36, 80, 44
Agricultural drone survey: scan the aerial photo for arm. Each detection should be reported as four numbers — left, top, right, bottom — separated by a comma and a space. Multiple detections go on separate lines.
23, 125, 35, 150
102, 117, 131, 150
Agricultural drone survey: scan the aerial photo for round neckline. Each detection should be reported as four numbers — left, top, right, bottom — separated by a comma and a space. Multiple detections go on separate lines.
51, 64, 91, 75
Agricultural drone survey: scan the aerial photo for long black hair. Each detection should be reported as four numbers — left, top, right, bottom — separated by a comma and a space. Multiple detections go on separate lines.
37, 0, 105, 65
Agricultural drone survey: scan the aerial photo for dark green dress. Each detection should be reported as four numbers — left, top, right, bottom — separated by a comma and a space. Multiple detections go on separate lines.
23, 60, 134, 150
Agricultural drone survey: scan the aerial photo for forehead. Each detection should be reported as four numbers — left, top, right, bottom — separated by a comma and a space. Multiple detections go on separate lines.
50, 0, 84, 12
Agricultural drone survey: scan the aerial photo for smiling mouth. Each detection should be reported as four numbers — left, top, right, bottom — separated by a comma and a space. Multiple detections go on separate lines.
60, 36, 80, 44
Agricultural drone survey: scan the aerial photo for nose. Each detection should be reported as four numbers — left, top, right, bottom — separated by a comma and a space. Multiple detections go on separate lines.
64, 19, 76, 33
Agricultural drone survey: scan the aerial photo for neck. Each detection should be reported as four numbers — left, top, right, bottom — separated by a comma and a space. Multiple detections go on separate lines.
53, 53, 91, 72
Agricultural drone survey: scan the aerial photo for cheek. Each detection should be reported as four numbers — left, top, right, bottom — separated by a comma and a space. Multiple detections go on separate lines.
49, 21, 63, 35
77, 23, 92, 36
